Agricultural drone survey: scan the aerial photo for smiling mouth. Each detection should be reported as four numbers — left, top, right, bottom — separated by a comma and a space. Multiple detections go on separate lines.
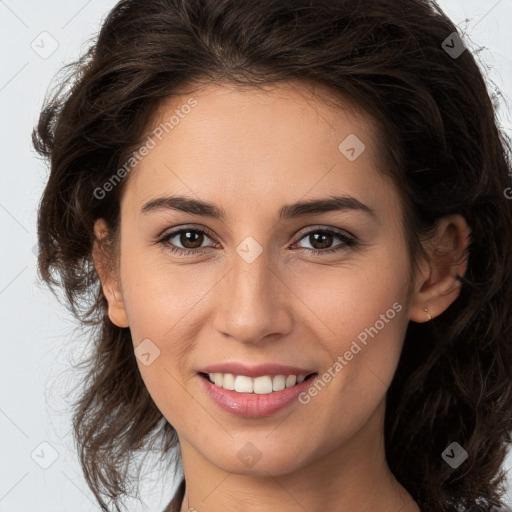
198, 371, 318, 394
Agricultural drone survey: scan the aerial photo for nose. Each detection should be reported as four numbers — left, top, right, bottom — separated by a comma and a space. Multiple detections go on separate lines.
212, 245, 293, 346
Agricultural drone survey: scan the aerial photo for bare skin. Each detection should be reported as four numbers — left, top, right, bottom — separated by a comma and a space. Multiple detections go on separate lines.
93, 80, 470, 512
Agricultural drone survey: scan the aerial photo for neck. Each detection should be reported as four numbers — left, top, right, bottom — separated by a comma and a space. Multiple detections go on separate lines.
179, 473, 418, 512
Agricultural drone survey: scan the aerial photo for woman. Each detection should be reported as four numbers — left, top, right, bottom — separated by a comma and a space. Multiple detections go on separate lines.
32, 0, 512, 511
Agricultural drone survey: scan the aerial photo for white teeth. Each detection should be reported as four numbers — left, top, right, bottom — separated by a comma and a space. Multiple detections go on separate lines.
205, 372, 311, 394
253, 376, 273, 394
272, 375, 286, 391
285, 375, 297, 387
234, 375, 253, 393
222, 373, 235, 390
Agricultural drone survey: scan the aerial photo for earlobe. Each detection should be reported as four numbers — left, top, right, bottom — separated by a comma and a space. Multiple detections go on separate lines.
409, 215, 471, 323
105, 288, 130, 328
92, 219, 130, 328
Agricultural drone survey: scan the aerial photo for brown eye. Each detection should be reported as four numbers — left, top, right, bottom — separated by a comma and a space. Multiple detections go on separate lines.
158, 226, 356, 257
294, 228, 357, 255
308, 232, 334, 250
158, 227, 217, 256
178, 230, 205, 249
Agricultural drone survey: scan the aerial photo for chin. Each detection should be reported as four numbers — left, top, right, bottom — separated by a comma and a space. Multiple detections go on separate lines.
204, 443, 310, 477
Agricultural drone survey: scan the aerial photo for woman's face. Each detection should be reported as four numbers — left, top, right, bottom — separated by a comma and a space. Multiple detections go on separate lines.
101, 81, 422, 476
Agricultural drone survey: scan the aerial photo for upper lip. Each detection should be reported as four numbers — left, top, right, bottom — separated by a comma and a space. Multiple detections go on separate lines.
198, 362, 317, 378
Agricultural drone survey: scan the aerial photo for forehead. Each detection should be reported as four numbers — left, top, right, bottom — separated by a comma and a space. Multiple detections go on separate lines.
120, 80, 401, 226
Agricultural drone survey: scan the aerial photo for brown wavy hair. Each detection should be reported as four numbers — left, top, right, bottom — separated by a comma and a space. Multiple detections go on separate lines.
32, 0, 512, 511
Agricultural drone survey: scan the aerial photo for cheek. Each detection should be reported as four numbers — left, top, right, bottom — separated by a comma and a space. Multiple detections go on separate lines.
117, 250, 202, 410
295, 246, 410, 409
298, 293, 407, 450
308, 280, 407, 396
292, 244, 409, 347
122, 275, 199, 432
119, 245, 215, 340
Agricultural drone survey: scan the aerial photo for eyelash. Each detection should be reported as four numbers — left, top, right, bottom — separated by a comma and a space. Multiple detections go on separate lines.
156, 225, 357, 257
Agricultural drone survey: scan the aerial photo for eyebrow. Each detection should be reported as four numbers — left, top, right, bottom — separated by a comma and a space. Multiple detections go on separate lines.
141, 194, 377, 221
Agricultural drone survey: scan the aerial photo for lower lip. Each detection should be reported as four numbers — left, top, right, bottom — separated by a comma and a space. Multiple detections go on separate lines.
198, 373, 318, 418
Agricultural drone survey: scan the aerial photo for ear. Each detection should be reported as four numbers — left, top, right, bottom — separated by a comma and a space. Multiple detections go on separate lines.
409, 214, 471, 323
92, 219, 129, 328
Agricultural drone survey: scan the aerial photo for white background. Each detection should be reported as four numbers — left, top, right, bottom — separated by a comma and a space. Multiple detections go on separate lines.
0, 0, 511, 510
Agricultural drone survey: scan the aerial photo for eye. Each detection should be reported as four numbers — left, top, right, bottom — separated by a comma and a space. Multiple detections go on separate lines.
157, 225, 357, 257
157, 226, 218, 256
293, 227, 357, 255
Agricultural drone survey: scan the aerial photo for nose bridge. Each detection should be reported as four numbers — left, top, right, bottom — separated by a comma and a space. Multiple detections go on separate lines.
213, 239, 292, 343
231, 246, 273, 304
